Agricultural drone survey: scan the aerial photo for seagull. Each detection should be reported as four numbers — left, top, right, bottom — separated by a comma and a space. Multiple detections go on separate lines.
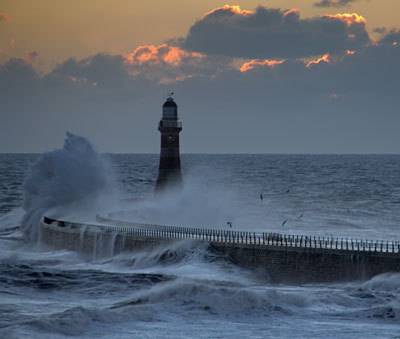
281, 219, 288, 226
285, 189, 290, 194
298, 213, 303, 219
227, 221, 232, 228
260, 193, 264, 201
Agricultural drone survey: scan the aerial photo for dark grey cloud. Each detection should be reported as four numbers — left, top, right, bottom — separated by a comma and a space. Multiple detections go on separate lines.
314, 0, 357, 8
0, 58, 38, 93
0, 55, 159, 153
49, 54, 131, 87
373, 27, 387, 35
378, 30, 400, 45
1, 31, 399, 153
182, 5, 370, 59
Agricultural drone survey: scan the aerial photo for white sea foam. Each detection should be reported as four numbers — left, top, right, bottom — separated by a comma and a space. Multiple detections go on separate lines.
361, 272, 400, 293
0, 208, 24, 233
21, 132, 116, 242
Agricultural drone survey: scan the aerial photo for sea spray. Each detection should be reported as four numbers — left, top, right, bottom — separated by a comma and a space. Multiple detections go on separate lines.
22, 132, 116, 242
111, 172, 238, 229
110, 232, 118, 257
79, 225, 88, 252
92, 232, 99, 260
2, 154, 400, 338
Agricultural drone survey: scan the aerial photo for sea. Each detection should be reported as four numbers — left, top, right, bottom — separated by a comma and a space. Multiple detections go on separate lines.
1, 148, 400, 338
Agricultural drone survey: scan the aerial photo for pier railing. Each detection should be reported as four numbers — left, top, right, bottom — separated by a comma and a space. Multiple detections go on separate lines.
42, 216, 400, 254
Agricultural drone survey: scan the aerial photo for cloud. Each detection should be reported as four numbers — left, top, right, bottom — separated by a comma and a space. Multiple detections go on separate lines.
123, 43, 229, 84
314, 0, 357, 8
1, 30, 398, 101
124, 44, 204, 67
378, 30, 400, 46
240, 59, 285, 72
323, 13, 366, 25
305, 53, 332, 67
182, 5, 370, 59
1, 28, 399, 152
0, 58, 38, 90
0, 11, 11, 22
373, 27, 387, 35
26, 51, 39, 63
203, 4, 254, 17
49, 53, 131, 88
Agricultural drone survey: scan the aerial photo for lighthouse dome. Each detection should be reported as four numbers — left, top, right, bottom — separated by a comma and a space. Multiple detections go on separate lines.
162, 96, 178, 120
163, 97, 177, 108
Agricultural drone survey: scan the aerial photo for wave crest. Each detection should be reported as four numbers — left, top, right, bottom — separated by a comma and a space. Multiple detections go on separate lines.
21, 132, 114, 241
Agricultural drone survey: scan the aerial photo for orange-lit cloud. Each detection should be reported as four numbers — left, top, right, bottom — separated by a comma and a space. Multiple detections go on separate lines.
324, 13, 366, 26
284, 8, 300, 17
306, 54, 331, 68
240, 59, 285, 72
26, 51, 39, 63
204, 5, 253, 17
0, 11, 11, 22
123, 44, 216, 84
124, 44, 204, 66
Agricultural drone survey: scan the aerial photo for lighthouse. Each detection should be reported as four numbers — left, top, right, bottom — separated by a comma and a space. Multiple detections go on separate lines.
155, 94, 182, 190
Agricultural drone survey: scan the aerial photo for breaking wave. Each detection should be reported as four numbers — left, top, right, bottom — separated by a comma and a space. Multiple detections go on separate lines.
21, 132, 115, 242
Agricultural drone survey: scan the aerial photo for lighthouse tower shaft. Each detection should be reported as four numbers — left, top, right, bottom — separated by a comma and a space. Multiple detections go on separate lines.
156, 97, 182, 190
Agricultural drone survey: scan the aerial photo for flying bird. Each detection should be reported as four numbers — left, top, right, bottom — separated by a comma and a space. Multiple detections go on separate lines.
281, 219, 288, 226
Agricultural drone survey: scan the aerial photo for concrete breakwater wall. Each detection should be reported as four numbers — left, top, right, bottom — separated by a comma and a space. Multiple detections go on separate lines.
41, 217, 400, 283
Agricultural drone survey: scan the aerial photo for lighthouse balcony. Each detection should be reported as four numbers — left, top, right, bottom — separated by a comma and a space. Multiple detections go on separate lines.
159, 120, 182, 129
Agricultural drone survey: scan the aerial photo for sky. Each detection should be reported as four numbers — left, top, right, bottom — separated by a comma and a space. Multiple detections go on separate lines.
0, 0, 399, 153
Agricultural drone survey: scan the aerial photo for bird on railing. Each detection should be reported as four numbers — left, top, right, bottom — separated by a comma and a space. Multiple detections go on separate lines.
227, 221, 232, 228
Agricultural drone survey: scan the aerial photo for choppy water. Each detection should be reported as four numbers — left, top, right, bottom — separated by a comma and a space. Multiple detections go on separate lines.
1, 153, 400, 338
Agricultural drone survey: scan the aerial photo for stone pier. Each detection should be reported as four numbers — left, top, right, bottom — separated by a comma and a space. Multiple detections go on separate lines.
40, 216, 400, 283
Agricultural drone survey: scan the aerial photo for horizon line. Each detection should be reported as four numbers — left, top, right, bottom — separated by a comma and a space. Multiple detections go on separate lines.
1, 152, 400, 156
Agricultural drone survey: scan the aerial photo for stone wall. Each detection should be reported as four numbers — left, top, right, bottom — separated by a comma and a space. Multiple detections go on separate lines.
40, 220, 400, 283
211, 243, 400, 283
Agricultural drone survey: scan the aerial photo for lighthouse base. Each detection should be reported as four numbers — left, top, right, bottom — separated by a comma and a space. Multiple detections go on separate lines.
155, 169, 182, 191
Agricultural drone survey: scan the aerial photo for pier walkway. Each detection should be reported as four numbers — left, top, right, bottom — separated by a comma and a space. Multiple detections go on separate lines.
42, 215, 400, 255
